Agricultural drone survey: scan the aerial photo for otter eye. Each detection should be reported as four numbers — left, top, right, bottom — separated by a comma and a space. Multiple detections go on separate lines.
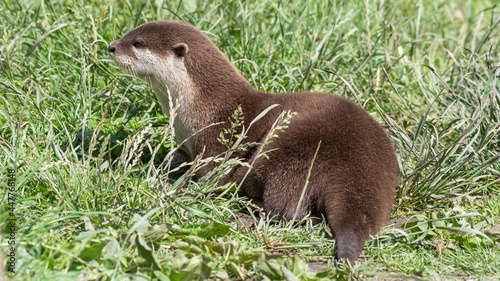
132, 42, 143, 48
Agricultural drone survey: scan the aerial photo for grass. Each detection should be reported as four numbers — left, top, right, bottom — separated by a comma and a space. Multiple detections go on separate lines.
1, 0, 499, 279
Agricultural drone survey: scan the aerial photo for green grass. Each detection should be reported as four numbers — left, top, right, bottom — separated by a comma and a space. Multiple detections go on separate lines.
1, 0, 500, 280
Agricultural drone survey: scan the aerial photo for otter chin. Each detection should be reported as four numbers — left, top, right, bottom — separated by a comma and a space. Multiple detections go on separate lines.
109, 20, 399, 264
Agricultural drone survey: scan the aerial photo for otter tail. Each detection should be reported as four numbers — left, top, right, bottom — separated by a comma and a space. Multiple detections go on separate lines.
323, 180, 392, 265
330, 224, 367, 264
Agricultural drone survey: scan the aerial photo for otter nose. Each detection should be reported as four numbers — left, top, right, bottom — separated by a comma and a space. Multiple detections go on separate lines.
108, 42, 116, 54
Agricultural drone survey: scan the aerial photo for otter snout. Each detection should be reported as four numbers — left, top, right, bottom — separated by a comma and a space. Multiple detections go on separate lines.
108, 41, 117, 55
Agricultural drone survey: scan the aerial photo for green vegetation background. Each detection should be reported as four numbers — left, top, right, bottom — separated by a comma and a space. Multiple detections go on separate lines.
0, 0, 499, 280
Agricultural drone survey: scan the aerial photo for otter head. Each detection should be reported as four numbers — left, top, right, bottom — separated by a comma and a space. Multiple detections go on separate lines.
109, 21, 252, 104
108, 21, 197, 115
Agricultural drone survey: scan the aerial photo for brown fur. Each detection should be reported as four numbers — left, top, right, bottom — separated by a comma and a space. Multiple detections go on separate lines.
109, 20, 399, 264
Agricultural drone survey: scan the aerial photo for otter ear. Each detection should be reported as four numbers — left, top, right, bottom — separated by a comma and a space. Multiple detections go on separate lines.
173, 43, 188, 57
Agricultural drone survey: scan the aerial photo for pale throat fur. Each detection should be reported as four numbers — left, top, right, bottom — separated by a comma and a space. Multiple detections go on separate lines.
111, 42, 197, 158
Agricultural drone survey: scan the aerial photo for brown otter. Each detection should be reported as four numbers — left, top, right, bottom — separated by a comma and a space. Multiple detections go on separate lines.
108, 20, 399, 264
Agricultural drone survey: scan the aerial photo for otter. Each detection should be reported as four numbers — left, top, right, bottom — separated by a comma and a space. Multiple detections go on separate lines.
108, 20, 399, 264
